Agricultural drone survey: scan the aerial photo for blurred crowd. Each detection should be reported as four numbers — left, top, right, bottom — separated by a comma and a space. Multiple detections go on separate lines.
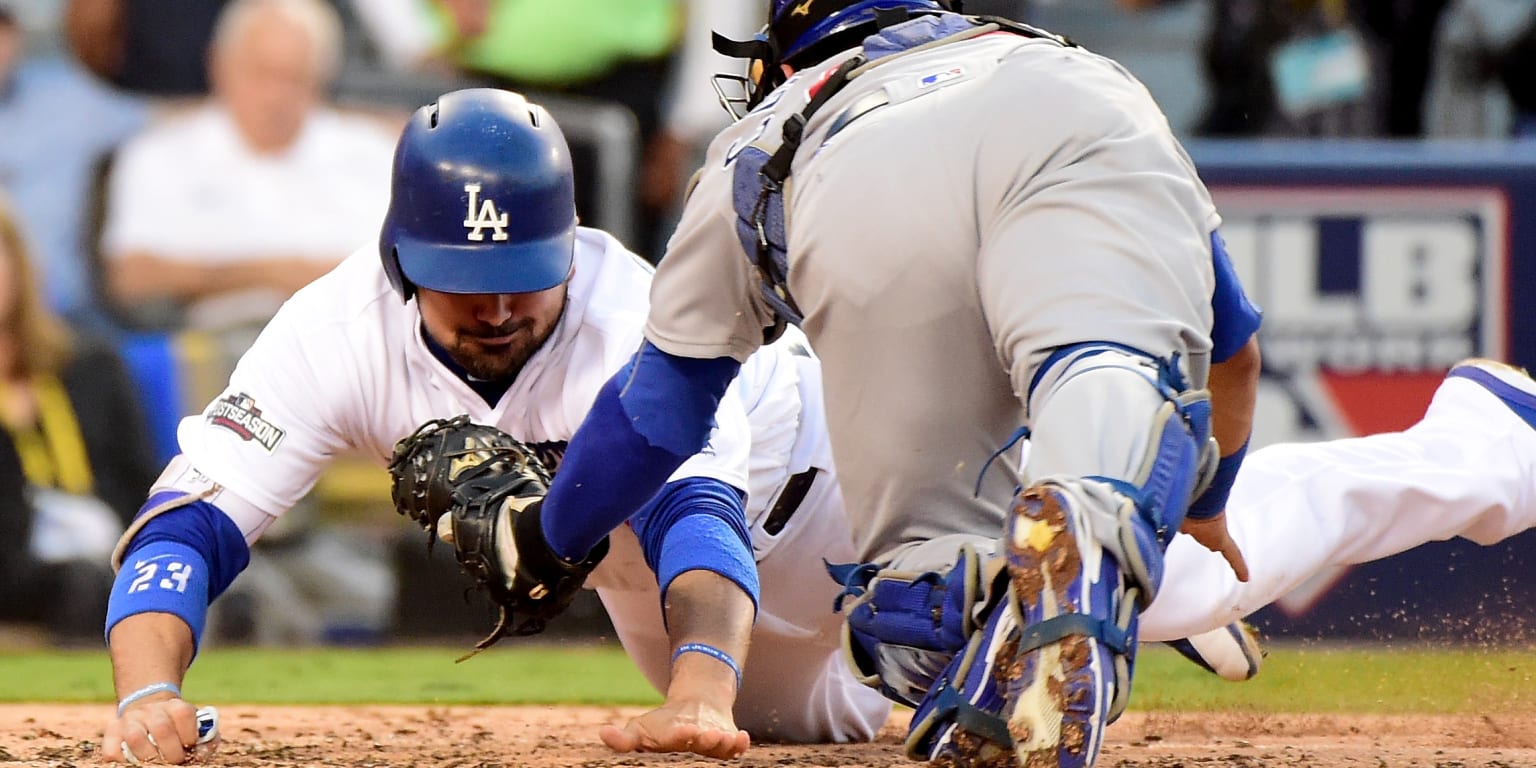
0, 0, 1532, 648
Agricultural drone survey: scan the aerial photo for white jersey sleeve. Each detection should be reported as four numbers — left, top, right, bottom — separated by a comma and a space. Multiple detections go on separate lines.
167, 264, 369, 524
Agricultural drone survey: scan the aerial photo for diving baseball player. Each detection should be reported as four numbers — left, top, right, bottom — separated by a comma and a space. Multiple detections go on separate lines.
99, 88, 893, 763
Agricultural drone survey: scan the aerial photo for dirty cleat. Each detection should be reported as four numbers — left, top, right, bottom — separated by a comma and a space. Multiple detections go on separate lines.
1163, 621, 1265, 681
908, 594, 1025, 767
1002, 484, 1135, 768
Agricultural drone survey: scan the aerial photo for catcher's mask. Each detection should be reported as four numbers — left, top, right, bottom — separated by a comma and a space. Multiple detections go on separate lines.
711, 0, 950, 119
380, 88, 577, 300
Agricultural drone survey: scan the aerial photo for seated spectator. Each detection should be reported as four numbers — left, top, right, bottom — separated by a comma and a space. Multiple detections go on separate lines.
99, 0, 396, 336
0, 192, 158, 645
0, 2, 148, 332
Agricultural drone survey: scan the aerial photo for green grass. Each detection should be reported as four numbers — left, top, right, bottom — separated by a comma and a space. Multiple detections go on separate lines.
1135, 642, 1536, 713
0, 644, 661, 706
3, 643, 1535, 714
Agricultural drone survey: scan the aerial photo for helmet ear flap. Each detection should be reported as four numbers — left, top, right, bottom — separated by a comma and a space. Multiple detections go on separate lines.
383, 246, 416, 302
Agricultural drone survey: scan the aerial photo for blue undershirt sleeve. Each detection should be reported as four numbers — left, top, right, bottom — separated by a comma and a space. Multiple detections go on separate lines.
629, 477, 760, 618
105, 493, 252, 654
1209, 230, 1263, 363
542, 341, 742, 561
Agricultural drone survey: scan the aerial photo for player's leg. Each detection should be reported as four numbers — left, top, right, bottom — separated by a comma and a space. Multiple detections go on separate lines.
1001, 347, 1210, 766
1140, 358, 1536, 642
918, 76, 1224, 767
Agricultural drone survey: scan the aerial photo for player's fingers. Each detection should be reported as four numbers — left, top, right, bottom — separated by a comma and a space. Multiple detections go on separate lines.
119, 726, 157, 765
1221, 540, 1250, 583
690, 727, 750, 759
130, 712, 184, 761
598, 723, 640, 753
103, 719, 125, 761
164, 700, 203, 758
133, 705, 194, 764
729, 729, 751, 758
146, 722, 188, 764
657, 722, 701, 753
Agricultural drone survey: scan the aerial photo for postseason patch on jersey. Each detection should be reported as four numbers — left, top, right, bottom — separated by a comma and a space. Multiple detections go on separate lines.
207, 392, 287, 453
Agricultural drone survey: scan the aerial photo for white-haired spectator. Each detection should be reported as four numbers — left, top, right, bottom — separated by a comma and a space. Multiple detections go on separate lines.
100, 0, 395, 333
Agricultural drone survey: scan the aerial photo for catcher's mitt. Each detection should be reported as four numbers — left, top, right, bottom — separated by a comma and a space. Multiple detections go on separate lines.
388, 416, 608, 658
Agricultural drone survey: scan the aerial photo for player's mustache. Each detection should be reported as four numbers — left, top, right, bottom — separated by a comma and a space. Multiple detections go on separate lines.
464, 320, 531, 339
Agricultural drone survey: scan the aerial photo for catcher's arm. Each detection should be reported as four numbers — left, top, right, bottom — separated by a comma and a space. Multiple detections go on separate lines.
602, 477, 759, 758
389, 416, 608, 657
536, 342, 743, 559
1181, 334, 1259, 583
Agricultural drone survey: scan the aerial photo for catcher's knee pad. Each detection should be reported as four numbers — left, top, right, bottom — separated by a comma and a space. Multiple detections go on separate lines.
1027, 343, 1217, 603
825, 546, 1004, 708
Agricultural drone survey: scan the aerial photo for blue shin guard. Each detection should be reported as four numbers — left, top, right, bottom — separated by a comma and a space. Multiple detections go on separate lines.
828, 547, 991, 709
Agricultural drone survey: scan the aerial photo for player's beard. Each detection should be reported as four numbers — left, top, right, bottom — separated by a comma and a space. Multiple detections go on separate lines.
447, 311, 560, 382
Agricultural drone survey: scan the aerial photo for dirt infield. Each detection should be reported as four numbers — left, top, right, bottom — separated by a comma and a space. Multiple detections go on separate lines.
5, 704, 1536, 767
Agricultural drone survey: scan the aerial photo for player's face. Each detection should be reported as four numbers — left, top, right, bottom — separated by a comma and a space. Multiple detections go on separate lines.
416, 284, 568, 381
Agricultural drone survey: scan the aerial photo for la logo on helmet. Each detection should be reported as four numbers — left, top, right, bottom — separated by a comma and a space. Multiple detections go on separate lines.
463, 183, 509, 242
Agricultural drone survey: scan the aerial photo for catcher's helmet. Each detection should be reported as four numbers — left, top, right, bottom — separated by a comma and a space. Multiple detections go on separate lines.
380, 88, 576, 299
713, 0, 946, 117
770, 0, 945, 65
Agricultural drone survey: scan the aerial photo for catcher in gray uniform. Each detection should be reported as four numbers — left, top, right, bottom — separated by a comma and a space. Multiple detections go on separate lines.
523, 3, 1263, 767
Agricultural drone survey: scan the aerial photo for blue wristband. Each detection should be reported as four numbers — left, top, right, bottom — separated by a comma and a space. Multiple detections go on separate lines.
117, 682, 182, 716
107, 540, 212, 651
672, 642, 742, 690
1187, 438, 1249, 520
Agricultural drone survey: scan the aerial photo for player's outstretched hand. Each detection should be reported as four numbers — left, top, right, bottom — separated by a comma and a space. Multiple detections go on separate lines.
103, 699, 219, 764
599, 699, 750, 760
1181, 512, 1250, 583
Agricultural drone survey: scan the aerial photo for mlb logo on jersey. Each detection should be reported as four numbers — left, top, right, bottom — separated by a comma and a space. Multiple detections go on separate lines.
463, 183, 509, 242
918, 66, 964, 89
207, 392, 287, 453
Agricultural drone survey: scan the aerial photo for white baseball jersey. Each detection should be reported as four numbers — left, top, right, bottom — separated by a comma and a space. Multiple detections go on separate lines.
647, 22, 1221, 566
151, 227, 889, 742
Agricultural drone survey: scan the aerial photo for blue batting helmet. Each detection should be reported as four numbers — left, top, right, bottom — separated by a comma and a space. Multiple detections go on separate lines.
380, 88, 576, 299
770, 0, 944, 64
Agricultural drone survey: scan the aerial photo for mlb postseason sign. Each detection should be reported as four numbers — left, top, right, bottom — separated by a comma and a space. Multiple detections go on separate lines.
1190, 140, 1536, 641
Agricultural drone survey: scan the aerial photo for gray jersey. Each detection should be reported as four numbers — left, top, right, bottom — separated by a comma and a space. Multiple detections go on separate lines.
648, 23, 1221, 563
